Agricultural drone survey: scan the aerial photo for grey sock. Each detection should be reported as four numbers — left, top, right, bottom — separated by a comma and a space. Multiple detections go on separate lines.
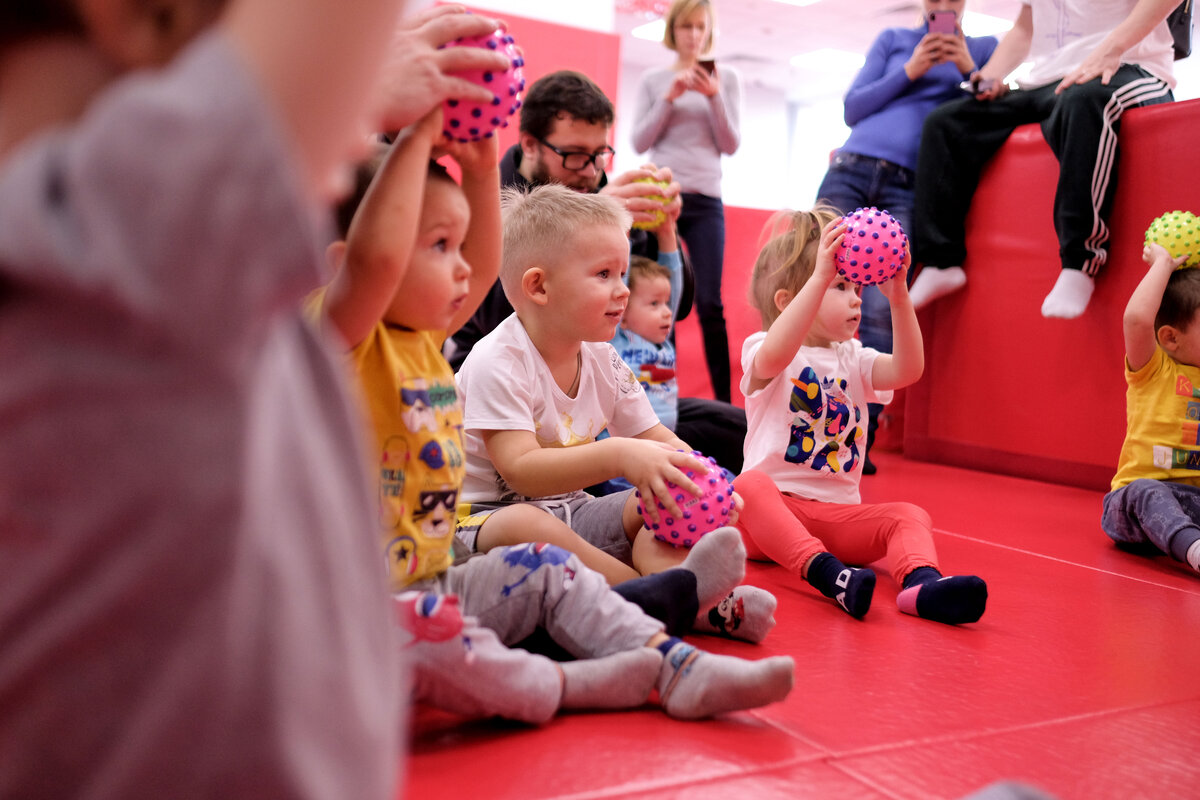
559, 648, 663, 710
1187, 538, 1200, 572
681, 526, 746, 609
656, 641, 794, 719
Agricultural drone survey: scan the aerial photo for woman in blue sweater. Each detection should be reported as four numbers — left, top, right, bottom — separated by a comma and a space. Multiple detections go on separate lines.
816, 0, 997, 471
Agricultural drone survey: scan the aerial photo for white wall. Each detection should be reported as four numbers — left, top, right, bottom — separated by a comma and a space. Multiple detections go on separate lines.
616, 58, 1200, 213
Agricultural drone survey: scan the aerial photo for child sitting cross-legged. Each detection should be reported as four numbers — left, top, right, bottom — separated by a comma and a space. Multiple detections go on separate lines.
456, 183, 778, 642
1100, 242, 1200, 576
732, 206, 988, 624
312, 110, 794, 723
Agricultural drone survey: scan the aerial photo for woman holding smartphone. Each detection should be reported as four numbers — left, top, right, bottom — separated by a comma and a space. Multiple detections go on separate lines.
815, 0, 997, 473
632, 0, 742, 403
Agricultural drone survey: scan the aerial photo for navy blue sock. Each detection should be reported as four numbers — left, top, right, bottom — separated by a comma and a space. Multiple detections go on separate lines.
614, 569, 700, 637
898, 568, 988, 625
806, 552, 875, 619
902, 566, 942, 589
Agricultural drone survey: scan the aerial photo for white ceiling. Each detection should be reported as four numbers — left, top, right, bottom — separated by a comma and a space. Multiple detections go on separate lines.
613, 0, 1024, 96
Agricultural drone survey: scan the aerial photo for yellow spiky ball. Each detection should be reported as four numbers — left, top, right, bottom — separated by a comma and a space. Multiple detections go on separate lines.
1145, 210, 1200, 269
631, 177, 670, 231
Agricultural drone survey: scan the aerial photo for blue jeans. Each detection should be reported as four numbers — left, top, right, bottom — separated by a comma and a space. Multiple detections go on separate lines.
1102, 479, 1200, 563
815, 151, 916, 356
677, 192, 730, 403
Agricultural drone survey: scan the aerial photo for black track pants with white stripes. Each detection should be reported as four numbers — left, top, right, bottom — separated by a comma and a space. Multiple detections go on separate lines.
912, 65, 1172, 275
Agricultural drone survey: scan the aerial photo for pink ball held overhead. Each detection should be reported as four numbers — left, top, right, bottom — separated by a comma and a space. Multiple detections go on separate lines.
442, 28, 526, 143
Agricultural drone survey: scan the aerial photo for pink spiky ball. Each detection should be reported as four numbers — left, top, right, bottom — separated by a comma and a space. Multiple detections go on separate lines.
441, 28, 525, 143
635, 451, 734, 548
835, 207, 908, 286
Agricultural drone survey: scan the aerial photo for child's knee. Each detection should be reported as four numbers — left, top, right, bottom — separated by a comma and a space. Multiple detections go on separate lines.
732, 469, 777, 503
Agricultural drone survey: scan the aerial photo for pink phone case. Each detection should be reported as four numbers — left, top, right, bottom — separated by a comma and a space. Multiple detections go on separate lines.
928, 10, 957, 34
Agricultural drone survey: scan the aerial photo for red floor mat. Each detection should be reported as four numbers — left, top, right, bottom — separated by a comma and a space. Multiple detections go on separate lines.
403, 453, 1200, 799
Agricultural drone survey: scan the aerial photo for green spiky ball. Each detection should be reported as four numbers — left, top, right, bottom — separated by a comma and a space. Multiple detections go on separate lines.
1145, 210, 1200, 268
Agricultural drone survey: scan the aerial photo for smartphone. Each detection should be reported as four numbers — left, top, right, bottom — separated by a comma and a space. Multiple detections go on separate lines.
927, 10, 957, 34
959, 76, 998, 95
698, 59, 716, 74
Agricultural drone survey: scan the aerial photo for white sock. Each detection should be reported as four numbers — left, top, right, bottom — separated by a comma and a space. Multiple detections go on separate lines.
1186, 538, 1200, 572
681, 527, 746, 609
909, 266, 967, 309
656, 640, 794, 719
692, 586, 777, 643
559, 648, 663, 710
1041, 269, 1094, 319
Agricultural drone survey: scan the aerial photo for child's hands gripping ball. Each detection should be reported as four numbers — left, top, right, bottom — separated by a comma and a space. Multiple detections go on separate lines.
635, 451, 734, 547
1145, 210, 1200, 269
630, 177, 671, 231
835, 207, 908, 286
442, 28, 526, 143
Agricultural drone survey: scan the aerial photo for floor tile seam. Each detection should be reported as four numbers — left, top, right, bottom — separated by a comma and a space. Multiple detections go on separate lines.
806, 696, 1198, 763
931, 527, 1200, 596
537, 750, 828, 800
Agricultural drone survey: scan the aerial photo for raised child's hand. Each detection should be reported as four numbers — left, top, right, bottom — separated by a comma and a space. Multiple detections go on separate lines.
1143, 242, 1188, 272
618, 439, 707, 523
438, 133, 500, 177
814, 216, 847, 285
876, 245, 912, 303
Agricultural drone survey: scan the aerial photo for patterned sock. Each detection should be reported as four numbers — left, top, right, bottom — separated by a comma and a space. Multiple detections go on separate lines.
1187, 538, 1200, 572
897, 567, 988, 624
655, 638, 794, 719
682, 526, 747, 609
805, 551, 875, 619
691, 586, 777, 643
559, 648, 663, 710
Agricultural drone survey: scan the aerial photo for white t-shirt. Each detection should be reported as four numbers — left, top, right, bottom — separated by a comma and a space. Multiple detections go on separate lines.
1020, 0, 1175, 88
0, 34, 397, 799
740, 332, 892, 504
458, 314, 661, 503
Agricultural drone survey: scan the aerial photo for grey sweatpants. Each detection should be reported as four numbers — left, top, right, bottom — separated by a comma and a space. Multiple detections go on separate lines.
400, 543, 663, 723
1101, 478, 1200, 563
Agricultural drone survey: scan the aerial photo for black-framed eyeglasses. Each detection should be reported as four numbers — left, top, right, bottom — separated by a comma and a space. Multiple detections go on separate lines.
537, 138, 615, 171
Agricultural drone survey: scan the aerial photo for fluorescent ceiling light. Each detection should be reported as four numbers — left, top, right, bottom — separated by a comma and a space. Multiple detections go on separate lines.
632, 19, 665, 41
962, 12, 1013, 37
790, 48, 865, 71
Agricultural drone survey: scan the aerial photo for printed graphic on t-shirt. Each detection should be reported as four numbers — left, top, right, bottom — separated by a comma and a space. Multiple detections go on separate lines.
1153, 373, 1200, 471
382, 372, 463, 581
783, 366, 862, 474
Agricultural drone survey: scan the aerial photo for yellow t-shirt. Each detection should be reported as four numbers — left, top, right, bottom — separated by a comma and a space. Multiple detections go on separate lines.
1112, 347, 1200, 490
351, 323, 463, 590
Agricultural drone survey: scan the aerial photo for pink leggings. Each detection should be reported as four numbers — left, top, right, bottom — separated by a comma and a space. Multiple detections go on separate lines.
733, 470, 938, 586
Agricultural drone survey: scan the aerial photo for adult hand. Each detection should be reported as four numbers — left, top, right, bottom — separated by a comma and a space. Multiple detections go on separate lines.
665, 70, 691, 102
374, 5, 511, 133
602, 164, 682, 228
1055, 45, 1121, 93
939, 32, 976, 75
905, 34, 945, 80
689, 65, 719, 97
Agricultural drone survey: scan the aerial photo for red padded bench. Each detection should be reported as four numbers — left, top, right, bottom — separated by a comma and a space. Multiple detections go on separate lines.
904, 97, 1200, 490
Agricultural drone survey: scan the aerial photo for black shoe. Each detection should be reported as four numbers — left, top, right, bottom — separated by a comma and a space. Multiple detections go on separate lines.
862, 458, 877, 475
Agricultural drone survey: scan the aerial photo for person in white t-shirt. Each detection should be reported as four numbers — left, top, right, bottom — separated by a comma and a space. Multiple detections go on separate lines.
909, 0, 1178, 319
733, 206, 988, 625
